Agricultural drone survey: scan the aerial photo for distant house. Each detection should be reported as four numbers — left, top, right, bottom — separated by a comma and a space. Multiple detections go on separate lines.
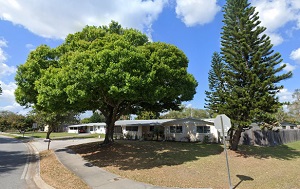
67, 117, 217, 142
68, 123, 106, 134
280, 122, 298, 130
43, 124, 68, 132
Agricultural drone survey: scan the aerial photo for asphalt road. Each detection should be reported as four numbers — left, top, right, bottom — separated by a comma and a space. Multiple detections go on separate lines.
0, 135, 39, 189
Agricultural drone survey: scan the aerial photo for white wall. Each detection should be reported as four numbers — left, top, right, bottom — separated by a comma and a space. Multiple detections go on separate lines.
165, 125, 217, 142
88, 125, 106, 134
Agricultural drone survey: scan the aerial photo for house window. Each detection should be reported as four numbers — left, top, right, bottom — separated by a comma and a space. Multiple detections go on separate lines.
196, 126, 210, 133
170, 126, 183, 133
126, 126, 138, 131
114, 126, 122, 133
150, 126, 154, 132
282, 126, 286, 129
90, 127, 94, 131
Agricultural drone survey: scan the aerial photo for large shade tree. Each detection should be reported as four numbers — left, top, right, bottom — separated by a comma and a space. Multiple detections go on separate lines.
15, 22, 197, 144
218, 0, 292, 150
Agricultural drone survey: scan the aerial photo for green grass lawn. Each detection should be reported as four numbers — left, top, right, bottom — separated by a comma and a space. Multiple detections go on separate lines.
70, 140, 300, 189
4, 131, 105, 139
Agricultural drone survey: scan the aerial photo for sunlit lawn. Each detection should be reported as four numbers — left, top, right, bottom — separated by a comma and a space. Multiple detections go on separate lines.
6, 131, 105, 139
70, 140, 300, 189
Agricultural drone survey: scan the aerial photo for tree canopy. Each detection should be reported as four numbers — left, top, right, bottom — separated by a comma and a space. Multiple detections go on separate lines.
15, 21, 198, 144
136, 111, 160, 120
206, 0, 292, 150
160, 106, 210, 119
0, 111, 34, 132
81, 111, 105, 123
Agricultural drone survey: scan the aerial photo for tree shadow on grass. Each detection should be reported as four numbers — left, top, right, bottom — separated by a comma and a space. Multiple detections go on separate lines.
236, 143, 300, 160
68, 140, 224, 171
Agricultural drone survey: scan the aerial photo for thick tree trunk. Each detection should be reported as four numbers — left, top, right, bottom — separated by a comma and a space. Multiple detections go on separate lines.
230, 127, 243, 151
102, 104, 128, 145
103, 110, 116, 145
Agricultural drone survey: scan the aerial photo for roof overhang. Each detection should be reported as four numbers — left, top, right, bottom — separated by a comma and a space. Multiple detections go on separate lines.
162, 118, 213, 126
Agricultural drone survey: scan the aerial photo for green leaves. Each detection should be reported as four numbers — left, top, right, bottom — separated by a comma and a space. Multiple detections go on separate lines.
15, 21, 197, 118
219, 0, 292, 129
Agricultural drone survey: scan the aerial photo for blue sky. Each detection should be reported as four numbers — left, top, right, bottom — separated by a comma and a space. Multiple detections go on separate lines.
0, 0, 300, 117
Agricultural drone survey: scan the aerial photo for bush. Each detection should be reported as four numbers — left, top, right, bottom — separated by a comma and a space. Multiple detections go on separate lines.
202, 135, 210, 144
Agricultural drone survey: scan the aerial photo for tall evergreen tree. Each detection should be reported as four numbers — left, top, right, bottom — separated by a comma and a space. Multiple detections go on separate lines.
205, 52, 226, 116
220, 0, 292, 150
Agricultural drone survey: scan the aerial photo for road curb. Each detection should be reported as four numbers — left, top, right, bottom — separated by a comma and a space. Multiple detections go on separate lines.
28, 142, 55, 189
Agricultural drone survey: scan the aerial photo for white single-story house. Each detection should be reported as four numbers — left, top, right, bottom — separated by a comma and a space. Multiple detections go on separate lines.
280, 122, 298, 130
68, 122, 107, 134
68, 117, 217, 142
163, 118, 216, 142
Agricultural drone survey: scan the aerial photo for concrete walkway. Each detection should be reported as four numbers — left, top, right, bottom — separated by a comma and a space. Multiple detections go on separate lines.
29, 138, 208, 189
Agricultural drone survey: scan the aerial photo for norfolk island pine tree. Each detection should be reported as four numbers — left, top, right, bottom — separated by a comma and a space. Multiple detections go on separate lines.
206, 0, 292, 150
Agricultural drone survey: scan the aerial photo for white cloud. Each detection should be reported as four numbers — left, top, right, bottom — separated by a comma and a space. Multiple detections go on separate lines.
0, 38, 7, 62
252, 0, 294, 32
0, 0, 168, 39
0, 81, 30, 115
251, 0, 300, 46
25, 43, 35, 51
0, 103, 30, 115
0, 39, 16, 78
277, 88, 293, 103
0, 81, 16, 103
175, 0, 220, 26
0, 37, 21, 114
281, 62, 296, 72
79, 111, 93, 119
267, 32, 284, 46
0, 38, 7, 47
0, 63, 16, 78
290, 48, 300, 62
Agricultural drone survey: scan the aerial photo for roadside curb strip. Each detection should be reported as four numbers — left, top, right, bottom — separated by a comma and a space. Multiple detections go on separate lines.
33, 175, 55, 189
28, 142, 55, 189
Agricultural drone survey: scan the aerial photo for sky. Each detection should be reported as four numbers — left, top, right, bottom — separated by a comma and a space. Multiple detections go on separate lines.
0, 0, 300, 118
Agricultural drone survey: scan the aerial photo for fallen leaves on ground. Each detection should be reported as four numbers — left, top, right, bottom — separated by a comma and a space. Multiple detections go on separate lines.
40, 150, 90, 189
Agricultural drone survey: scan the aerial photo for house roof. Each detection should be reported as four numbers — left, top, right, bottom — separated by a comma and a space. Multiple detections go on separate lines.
68, 119, 174, 128
115, 119, 174, 126
68, 122, 106, 128
68, 118, 214, 128
162, 117, 213, 126
280, 121, 297, 127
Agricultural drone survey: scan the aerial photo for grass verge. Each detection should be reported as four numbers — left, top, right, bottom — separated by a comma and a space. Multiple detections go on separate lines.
39, 150, 90, 189
70, 140, 300, 189
5, 131, 104, 140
